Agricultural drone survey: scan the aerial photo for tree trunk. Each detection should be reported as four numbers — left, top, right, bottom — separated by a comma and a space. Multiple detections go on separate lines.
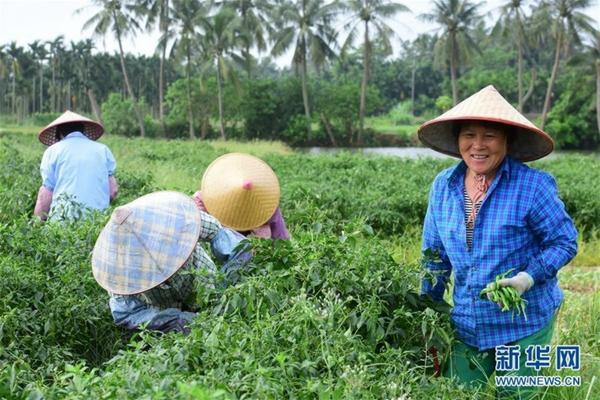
88, 89, 103, 124
358, 20, 369, 146
216, 56, 226, 140
411, 62, 416, 116
245, 46, 252, 78
450, 36, 458, 105
541, 29, 562, 130
51, 58, 56, 112
299, 36, 311, 137
319, 112, 337, 146
186, 44, 195, 139
596, 59, 600, 138
40, 65, 44, 112
516, 12, 524, 111
32, 77, 36, 113
517, 38, 524, 111
11, 73, 16, 114
201, 118, 209, 139
158, 0, 169, 137
159, 44, 166, 136
521, 67, 537, 109
114, 14, 146, 137
66, 81, 71, 109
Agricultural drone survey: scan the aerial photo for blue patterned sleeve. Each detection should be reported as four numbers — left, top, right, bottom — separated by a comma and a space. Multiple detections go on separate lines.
420, 178, 452, 302
210, 228, 253, 279
525, 172, 578, 284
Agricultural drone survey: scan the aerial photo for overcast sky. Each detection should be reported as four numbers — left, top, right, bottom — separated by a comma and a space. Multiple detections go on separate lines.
1, 0, 599, 65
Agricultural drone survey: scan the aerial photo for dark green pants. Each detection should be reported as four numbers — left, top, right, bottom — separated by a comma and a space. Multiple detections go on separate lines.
443, 314, 556, 399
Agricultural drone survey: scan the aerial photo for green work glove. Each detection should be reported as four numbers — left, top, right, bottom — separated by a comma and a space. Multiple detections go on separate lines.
496, 271, 534, 296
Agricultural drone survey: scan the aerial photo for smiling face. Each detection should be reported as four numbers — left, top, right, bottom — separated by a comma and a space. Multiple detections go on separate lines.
458, 121, 508, 177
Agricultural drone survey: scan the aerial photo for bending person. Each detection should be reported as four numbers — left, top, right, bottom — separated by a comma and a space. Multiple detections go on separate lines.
193, 153, 289, 240
92, 191, 251, 334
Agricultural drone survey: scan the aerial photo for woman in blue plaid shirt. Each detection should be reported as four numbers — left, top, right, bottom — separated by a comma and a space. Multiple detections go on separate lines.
417, 86, 577, 397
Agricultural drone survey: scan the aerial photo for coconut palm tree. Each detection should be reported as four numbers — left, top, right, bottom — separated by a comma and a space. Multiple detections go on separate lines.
5, 42, 23, 115
402, 34, 437, 116
197, 7, 244, 139
217, 0, 272, 77
493, 0, 530, 111
82, 0, 146, 137
571, 30, 600, 136
140, 0, 175, 134
270, 0, 340, 135
47, 36, 65, 112
536, 0, 597, 129
340, 0, 409, 143
595, 32, 600, 136
28, 40, 48, 113
421, 0, 483, 105
169, 0, 210, 139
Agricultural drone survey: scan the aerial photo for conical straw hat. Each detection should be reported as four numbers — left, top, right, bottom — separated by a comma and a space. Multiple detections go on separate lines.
201, 153, 280, 231
418, 85, 554, 162
38, 110, 104, 146
91, 191, 202, 295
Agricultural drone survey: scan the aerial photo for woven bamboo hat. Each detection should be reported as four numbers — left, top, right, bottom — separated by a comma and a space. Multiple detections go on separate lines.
91, 191, 202, 295
201, 153, 280, 231
38, 110, 104, 146
418, 85, 554, 162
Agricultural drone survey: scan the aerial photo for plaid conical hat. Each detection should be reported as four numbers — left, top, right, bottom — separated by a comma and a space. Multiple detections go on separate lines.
38, 110, 104, 146
91, 191, 202, 295
418, 85, 554, 162
201, 153, 280, 231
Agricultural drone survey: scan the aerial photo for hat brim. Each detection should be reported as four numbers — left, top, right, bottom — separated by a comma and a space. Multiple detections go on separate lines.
418, 117, 554, 162
201, 153, 280, 231
39, 117, 104, 146
91, 191, 202, 295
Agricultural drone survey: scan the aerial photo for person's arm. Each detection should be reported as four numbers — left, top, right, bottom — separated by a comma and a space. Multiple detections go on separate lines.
252, 223, 272, 238
109, 294, 196, 334
109, 176, 118, 202
420, 182, 452, 302
524, 173, 578, 285
36, 149, 57, 220
268, 207, 290, 240
33, 186, 53, 220
106, 147, 118, 202
210, 228, 253, 281
192, 191, 208, 212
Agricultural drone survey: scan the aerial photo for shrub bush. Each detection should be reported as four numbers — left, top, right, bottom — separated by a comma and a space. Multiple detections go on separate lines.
101, 93, 138, 136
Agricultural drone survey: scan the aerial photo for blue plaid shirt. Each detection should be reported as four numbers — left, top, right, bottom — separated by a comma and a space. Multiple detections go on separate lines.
421, 156, 577, 351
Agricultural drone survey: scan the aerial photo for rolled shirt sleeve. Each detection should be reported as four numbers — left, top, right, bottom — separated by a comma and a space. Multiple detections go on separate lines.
106, 147, 116, 176
421, 180, 452, 302
525, 173, 578, 285
40, 148, 57, 190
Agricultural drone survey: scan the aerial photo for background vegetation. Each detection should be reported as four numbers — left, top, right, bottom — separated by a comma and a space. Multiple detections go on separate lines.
1, 0, 599, 148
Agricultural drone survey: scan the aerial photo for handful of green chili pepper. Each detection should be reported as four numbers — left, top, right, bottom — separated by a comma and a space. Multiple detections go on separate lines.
479, 268, 528, 321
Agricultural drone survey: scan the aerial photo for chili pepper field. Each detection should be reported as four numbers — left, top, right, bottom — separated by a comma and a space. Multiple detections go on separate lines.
0, 129, 598, 399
